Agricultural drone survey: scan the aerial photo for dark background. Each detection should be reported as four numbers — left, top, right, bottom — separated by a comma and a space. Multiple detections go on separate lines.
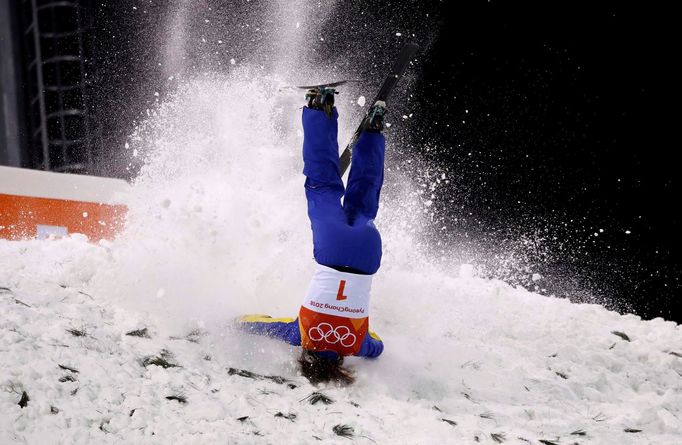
3, 1, 679, 322
414, 2, 679, 322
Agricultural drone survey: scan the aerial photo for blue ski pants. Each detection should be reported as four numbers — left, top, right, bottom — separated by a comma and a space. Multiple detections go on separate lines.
302, 107, 385, 275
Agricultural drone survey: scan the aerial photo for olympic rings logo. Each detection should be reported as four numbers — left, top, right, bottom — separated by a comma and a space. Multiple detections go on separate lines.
308, 323, 357, 347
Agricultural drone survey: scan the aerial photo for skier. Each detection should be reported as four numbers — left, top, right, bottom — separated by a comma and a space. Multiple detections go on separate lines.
236, 86, 387, 385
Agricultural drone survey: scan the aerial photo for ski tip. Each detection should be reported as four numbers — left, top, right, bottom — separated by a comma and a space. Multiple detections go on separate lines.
400, 41, 420, 57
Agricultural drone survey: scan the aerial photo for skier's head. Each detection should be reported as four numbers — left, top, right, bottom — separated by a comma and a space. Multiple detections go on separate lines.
298, 349, 355, 386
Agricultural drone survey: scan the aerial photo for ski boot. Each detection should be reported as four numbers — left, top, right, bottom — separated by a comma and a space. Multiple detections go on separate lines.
305, 86, 337, 117
362, 100, 387, 132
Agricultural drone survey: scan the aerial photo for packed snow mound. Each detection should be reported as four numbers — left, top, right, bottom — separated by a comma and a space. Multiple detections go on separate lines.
1, 237, 681, 444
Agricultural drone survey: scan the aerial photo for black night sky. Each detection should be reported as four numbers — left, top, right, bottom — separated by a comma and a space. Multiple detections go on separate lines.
90, 1, 679, 322
416, 2, 679, 321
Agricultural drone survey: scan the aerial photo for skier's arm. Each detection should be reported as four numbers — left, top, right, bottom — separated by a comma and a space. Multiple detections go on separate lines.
356, 330, 384, 358
234, 315, 301, 346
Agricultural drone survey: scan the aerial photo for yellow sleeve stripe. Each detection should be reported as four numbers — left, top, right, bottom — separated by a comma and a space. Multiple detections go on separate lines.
236, 314, 296, 323
368, 330, 382, 341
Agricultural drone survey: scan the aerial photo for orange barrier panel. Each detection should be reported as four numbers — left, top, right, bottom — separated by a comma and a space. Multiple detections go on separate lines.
0, 193, 126, 241
0, 166, 130, 242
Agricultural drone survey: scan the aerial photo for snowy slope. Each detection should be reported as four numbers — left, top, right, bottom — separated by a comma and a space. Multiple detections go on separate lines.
1, 238, 681, 444
2, 73, 681, 444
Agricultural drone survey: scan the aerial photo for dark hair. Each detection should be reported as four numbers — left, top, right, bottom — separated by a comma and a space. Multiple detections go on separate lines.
298, 349, 355, 386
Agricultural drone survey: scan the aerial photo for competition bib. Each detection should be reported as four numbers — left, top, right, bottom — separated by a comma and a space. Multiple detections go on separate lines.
298, 265, 373, 355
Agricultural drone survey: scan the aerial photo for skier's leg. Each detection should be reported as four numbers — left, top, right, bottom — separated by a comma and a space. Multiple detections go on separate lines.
302, 106, 345, 222
343, 131, 386, 223
332, 130, 384, 274
302, 106, 351, 269
302, 105, 382, 274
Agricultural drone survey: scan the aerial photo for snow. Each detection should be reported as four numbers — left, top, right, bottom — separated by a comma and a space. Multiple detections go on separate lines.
2, 70, 681, 444
2, 238, 681, 443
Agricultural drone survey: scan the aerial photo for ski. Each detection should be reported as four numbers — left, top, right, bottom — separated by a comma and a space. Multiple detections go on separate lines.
339, 42, 419, 175
279, 79, 360, 93
294, 79, 360, 89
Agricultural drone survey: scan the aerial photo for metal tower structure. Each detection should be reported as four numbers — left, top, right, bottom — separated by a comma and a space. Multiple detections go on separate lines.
19, 0, 95, 173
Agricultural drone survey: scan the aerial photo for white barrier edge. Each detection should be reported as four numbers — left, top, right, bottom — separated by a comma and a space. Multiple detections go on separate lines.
0, 165, 130, 205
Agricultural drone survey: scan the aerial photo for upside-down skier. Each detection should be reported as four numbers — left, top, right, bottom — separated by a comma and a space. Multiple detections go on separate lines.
236, 87, 387, 385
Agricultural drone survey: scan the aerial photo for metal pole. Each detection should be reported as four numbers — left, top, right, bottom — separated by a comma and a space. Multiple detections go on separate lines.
75, 2, 93, 172
30, 0, 50, 170
0, 0, 23, 166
